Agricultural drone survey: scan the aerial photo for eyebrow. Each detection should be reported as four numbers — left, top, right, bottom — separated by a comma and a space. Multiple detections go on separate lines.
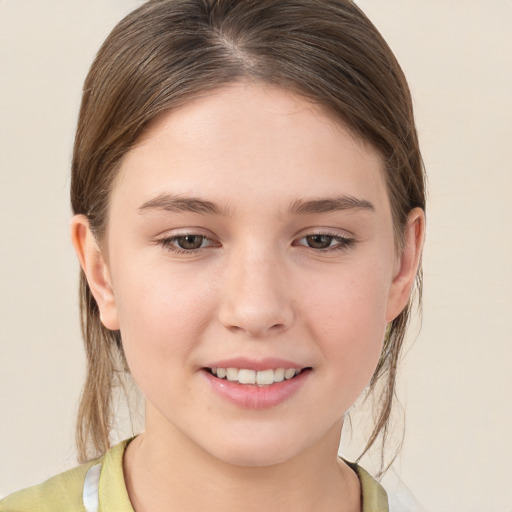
138, 193, 374, 217
138, 193, 233, 216
288, 196, 375, 215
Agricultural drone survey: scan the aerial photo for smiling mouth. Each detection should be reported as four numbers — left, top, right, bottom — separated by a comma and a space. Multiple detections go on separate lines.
205, 367, 311, 386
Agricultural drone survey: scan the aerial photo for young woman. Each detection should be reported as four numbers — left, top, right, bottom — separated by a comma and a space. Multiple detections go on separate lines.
0, 1, 425, 511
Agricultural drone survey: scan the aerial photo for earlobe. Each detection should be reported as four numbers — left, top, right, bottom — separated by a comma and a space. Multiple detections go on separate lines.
70, 215, 120, 330
385, 207, 425, 322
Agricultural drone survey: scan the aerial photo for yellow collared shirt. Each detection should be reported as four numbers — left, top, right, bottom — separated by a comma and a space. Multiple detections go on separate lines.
0, 438, 389, 512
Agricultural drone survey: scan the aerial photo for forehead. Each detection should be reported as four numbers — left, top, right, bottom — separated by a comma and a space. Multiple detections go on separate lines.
112, 82, 389, 217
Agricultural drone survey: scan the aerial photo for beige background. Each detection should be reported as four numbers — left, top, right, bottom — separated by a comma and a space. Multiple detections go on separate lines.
1, 1, 511, 510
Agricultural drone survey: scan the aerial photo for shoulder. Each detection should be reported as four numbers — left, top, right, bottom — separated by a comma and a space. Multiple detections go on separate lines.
0, 439, 134, 512
0, 459, 98, 512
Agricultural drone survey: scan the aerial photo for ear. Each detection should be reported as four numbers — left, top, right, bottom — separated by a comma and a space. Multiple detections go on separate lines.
70, 215, 120, 330
386, 207, 425, 322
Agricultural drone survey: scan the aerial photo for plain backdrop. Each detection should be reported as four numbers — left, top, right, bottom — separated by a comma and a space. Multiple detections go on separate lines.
1, 1, 511, 511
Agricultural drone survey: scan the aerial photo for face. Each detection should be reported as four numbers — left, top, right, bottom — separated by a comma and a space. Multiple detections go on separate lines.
75, 82, 421, 467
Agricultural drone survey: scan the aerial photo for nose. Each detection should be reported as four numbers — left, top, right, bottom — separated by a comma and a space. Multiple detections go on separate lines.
217, 246, 294, 338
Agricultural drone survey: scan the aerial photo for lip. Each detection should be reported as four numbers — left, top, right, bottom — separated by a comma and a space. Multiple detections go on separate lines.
205, 357, 305, 372
202, 363, 311, 409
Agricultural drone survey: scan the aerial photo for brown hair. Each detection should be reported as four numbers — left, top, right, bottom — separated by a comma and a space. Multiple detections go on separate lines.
71, 0, 426, 470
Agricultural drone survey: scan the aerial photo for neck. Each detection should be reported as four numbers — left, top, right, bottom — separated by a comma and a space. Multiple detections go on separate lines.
123, 414, 360, 512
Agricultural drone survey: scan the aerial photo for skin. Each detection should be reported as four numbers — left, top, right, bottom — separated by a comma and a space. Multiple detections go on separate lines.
72, 82, 424, 512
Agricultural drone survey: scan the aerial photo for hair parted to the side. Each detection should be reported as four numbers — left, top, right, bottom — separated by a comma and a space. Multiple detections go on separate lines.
71, 0, 426, 470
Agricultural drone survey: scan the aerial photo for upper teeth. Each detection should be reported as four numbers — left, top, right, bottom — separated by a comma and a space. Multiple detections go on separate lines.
211, 367, 301, 386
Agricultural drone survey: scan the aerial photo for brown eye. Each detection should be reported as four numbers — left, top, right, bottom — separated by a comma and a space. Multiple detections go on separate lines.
159, 233, 218, 254
305, 234, 335, 249
295, 233, 355, 252
176, 235, 205, 250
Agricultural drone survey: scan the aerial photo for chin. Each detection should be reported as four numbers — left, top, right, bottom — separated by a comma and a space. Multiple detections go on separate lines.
213, 444, 298, 468
202, 428, 312, 468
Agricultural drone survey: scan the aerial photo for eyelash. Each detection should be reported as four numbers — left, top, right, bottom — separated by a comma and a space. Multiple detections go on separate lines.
158, 234, 218, 255
294, 232, 356, 253
157, 232, 356, 255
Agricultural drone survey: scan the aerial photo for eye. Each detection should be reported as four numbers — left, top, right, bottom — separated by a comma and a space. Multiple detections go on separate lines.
174, 235, 207, 250
158, 234, 218, 253
305, 234, 337, 249
295, 232, 355, 252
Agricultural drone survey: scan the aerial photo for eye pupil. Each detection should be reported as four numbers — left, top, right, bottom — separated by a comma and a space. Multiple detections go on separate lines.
306, 234, 333, 249
177, 235, 204, 250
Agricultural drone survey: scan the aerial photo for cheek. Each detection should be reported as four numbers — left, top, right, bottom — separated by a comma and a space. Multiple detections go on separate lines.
303, 257, 390, 328
111, 258, 215, 372
300, 259, 390, 382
